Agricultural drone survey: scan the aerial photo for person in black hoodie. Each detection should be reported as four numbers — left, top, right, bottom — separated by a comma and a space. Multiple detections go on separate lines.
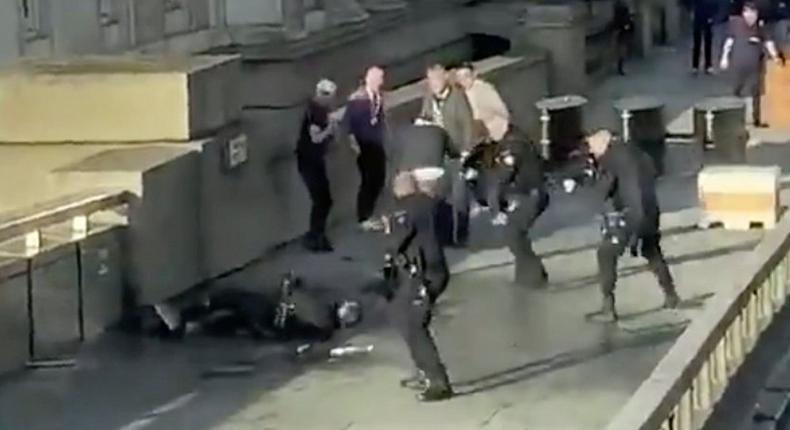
385, 170, 453, 402
586, 130, 680, 322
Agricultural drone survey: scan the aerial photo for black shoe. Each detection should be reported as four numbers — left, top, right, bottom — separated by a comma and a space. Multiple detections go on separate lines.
315, 234, 334, 252
754, 122, 769, 128
400, 370, 428, 391
302, 233, 332, 253
417, 382, 453, 402
663, 290, 681, 309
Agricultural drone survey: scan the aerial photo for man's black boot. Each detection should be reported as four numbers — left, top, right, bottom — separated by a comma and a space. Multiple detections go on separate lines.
663, 287, 681, 309
591, 294, 618, 323
417, 380, 453, 402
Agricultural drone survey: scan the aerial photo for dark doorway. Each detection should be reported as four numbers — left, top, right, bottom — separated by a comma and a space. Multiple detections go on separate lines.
469, 33, 512, 61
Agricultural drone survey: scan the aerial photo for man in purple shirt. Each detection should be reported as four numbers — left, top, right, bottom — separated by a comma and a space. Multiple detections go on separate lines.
720, 2, 782, 126
345, 66, 388, 230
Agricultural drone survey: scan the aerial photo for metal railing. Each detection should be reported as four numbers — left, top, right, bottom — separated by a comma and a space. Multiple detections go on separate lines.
606, 214, 790, 430
0, 190, 131, 366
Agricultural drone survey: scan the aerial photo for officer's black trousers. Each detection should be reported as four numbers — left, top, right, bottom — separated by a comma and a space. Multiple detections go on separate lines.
390, 286, 450, 386
507, 190, 549, 285
424, 263, 449, 304
692, 20, 713, 70
597, 233, 675, 297
297, 153, 332, 237
470, 169, 509, 214
356, 142, 387, 222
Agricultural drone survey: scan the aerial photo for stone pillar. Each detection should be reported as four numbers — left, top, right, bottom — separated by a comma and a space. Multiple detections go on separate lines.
662, 0, 681, 44
324, 0, 370, 25
512, 2, 587, 95
635, 0, 654, 57
283, 0, 308, 40
359, 0, 408, 12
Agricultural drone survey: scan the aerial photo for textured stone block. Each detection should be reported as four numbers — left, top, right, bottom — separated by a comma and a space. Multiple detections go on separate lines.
0, 55, 241, 143
53, 145, 202, 304
698, 165, 780, 230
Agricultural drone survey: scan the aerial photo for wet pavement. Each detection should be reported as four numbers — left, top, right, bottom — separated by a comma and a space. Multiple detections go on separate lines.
1, 42, 789, 430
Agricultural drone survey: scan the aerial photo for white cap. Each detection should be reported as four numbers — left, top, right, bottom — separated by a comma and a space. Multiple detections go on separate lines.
316, 79, 337, 96
412, 167, 445, 182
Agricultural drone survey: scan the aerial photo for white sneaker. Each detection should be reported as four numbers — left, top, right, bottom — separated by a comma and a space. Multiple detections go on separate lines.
470, 204, 488, 218
492, 212, 508, 226
360, 218, 385, 231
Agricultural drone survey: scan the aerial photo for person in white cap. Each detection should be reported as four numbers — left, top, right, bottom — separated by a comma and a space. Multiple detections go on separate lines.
296, 78, 339, 252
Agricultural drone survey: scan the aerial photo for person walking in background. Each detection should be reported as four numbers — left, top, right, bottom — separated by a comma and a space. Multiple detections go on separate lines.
692, 0, 717, 74
296, 79, 339, 253
345, 66, 388, 231
613, 0, 635, 75
720, 2, 782, 127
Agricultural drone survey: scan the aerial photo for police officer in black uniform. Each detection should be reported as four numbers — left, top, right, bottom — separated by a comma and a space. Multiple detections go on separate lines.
586, 130, 680, 322
385, 171, 453, 402
386, 169, 450, 304
495, 129, 551, 287
296, 79, 340, 252
393, 120, 459, 172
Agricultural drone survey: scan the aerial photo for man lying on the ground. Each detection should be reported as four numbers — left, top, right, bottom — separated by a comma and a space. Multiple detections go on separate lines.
143, 272, 362, 343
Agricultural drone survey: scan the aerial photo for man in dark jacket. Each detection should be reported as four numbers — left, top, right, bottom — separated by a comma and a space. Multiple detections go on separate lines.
418, 64, 476, 154
296, 79, 339, 252
587, 130, 680, 322
418, 64, 476, 246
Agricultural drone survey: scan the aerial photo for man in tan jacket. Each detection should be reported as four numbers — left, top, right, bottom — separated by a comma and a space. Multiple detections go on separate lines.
454, 62, 511, 143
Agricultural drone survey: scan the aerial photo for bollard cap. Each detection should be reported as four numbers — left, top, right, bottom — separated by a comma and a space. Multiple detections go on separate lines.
613, 96, 663, 112
535, 95, 587, 111
694, 96, 745, 112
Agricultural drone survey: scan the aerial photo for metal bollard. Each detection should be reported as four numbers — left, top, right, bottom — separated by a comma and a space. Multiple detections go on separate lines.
693, 97, 747, 163
534, 95, 587, 166
614, 96, 666, 175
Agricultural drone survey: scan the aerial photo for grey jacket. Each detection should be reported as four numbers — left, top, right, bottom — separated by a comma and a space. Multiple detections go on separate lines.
418, 87, 476, 154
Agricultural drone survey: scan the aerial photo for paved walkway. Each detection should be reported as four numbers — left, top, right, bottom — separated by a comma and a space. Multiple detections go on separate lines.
1, 43, 788, 430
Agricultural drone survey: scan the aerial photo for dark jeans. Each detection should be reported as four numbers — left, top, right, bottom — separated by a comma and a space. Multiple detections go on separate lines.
356, 142, 386, 222
390, 277, 450, 387
597, 232, 675, 297
692, 21, 713, 70
732, 66, 763, 124
507, 189, 550, 285
297, 153, 332, 237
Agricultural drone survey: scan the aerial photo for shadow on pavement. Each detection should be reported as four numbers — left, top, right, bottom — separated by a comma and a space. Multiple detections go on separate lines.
451, 324, 683, 397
